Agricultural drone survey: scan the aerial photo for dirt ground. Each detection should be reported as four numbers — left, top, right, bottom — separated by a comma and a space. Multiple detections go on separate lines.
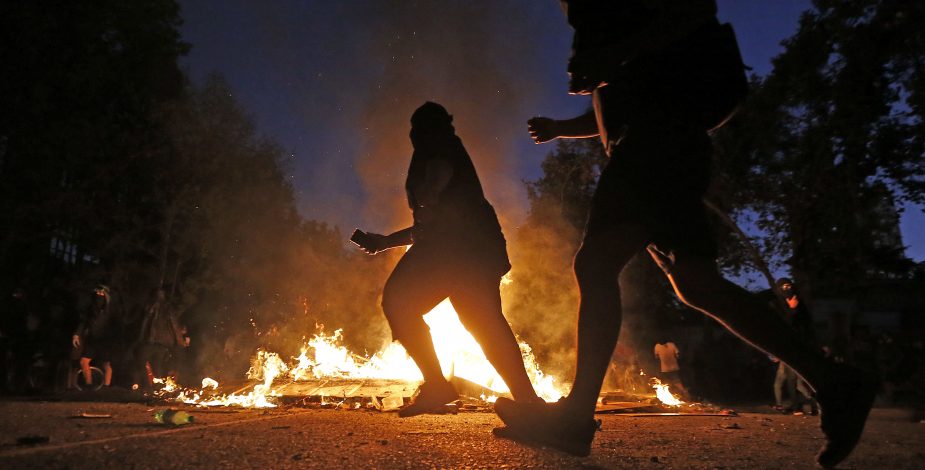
0, 400, 922, 469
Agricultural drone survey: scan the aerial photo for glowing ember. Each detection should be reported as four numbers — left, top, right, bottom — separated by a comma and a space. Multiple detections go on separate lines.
152, 376, 180, 395
651, 377, 683, 407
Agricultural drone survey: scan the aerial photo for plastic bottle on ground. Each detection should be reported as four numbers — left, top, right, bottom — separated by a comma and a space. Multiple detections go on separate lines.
154, 409, 194, 425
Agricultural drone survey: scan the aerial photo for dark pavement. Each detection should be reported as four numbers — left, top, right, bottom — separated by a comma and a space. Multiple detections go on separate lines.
1, 400, 923, 469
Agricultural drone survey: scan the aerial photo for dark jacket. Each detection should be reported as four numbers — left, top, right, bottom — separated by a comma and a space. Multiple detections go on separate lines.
137, 301, 182, 347
405, 133, 510, 277
76, 300, 117, 340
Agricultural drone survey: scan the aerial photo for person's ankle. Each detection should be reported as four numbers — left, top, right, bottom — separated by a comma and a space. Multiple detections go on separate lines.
557, 395, 596, 419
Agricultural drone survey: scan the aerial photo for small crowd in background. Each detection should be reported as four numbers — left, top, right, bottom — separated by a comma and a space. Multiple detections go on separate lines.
0, 283, 190, 394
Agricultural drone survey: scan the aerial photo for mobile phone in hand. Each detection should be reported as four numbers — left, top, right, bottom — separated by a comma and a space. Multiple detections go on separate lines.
350, 229, 373, 250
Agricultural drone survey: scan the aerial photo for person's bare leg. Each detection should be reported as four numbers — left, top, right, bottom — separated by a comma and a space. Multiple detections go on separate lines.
452, 279, 539, 402
381, 253, 459, 417
103, 362, 112, 386
493, 226, 646, 456
653, 248, 877, 467
565, 227, 648, 417
773, 361, 787, 407
650, 250, 828, 386
67, 365, 77, 389
381, 252, 451, 385
382, 295, 446, 384
80, 357, 92, 385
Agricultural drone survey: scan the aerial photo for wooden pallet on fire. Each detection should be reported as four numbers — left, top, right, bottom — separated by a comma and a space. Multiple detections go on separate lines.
274, 378, 422, 399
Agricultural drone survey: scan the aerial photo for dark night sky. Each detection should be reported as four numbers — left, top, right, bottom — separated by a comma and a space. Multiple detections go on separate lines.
177, 0, 924, 264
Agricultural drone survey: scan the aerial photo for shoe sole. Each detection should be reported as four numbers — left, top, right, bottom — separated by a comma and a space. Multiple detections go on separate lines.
494, 398, 595, 457
493, 425, 591, 457
397, 401, 459, 418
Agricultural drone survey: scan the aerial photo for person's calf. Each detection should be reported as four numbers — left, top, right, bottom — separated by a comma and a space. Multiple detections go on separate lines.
814, 364, 878, 468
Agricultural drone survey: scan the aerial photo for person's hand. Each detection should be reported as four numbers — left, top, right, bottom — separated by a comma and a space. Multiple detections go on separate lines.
357, 232, 390, 255
527, 117, 560, 144
72, 335, 80, 348
184, 336, 191, 348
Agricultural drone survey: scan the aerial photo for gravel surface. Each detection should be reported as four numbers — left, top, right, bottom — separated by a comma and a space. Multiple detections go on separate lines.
1, 400, 922, 469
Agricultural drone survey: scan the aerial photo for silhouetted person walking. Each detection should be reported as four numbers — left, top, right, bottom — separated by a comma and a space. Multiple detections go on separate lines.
354, 102, 540, 416
495, 2, 876, 467
771, 278, 818, 414
654, 338, 688, 398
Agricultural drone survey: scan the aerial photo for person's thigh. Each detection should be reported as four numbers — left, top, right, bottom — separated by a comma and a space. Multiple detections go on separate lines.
382, 245, 452, 319
775, 362, 788, 385
447, 273, 503, 331
580, 155, 654, 279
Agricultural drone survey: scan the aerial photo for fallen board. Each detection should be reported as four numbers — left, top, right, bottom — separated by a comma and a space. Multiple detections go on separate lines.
273, 378, 421, 398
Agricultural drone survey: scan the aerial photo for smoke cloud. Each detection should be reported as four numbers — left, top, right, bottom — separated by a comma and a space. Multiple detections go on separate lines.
179, 1, 587, 379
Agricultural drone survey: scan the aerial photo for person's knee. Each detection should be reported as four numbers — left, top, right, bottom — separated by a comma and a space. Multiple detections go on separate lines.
574, 243, 621, 286
664, 257, 721, 309
573, 227, 643, 286
380, 286, 422, 341
380, 278, 410, 317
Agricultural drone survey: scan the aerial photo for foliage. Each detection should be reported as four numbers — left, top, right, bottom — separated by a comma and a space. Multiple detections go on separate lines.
0, 3, 391, 381
505, 138, 687, 377
712, 0, 924, 297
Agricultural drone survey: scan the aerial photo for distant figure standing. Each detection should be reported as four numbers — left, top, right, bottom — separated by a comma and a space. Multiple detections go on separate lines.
771, 278, 817, 414
72, 285, 117, 388
654, 339, 685, 393
353, 102, 540, 416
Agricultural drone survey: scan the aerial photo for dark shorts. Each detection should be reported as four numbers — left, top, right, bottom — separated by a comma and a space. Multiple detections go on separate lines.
585, 126, 717, 259
382, 242, 505, 319
81, 338, 117, 363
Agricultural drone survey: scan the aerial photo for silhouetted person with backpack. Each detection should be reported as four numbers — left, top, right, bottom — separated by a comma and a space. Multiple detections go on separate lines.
353, 102, 541, 416
494, 2, 877, 467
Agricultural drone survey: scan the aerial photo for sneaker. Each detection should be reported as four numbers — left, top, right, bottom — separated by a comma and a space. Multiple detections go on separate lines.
814, 365, 879, 468
397, 381, 459, 418
493, 397, 600, 457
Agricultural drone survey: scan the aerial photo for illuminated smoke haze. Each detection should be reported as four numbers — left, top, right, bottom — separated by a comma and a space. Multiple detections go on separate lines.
176, 1, 877, 382
179, 1, 582, 233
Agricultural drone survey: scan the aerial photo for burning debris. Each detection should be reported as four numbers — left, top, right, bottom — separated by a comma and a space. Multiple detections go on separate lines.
152, 304, 565, 410
651, 377, 683, 407
146, 299, 723, 417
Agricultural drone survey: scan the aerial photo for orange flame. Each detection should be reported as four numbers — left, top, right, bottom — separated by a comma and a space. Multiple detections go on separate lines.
651, 377, 683, 407
160, 289, 564, 407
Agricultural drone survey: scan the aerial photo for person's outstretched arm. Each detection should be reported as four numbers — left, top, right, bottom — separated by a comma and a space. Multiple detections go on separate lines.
354, 226, 413, 255
527, 111, 598, 144
355, 155, 453, 254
